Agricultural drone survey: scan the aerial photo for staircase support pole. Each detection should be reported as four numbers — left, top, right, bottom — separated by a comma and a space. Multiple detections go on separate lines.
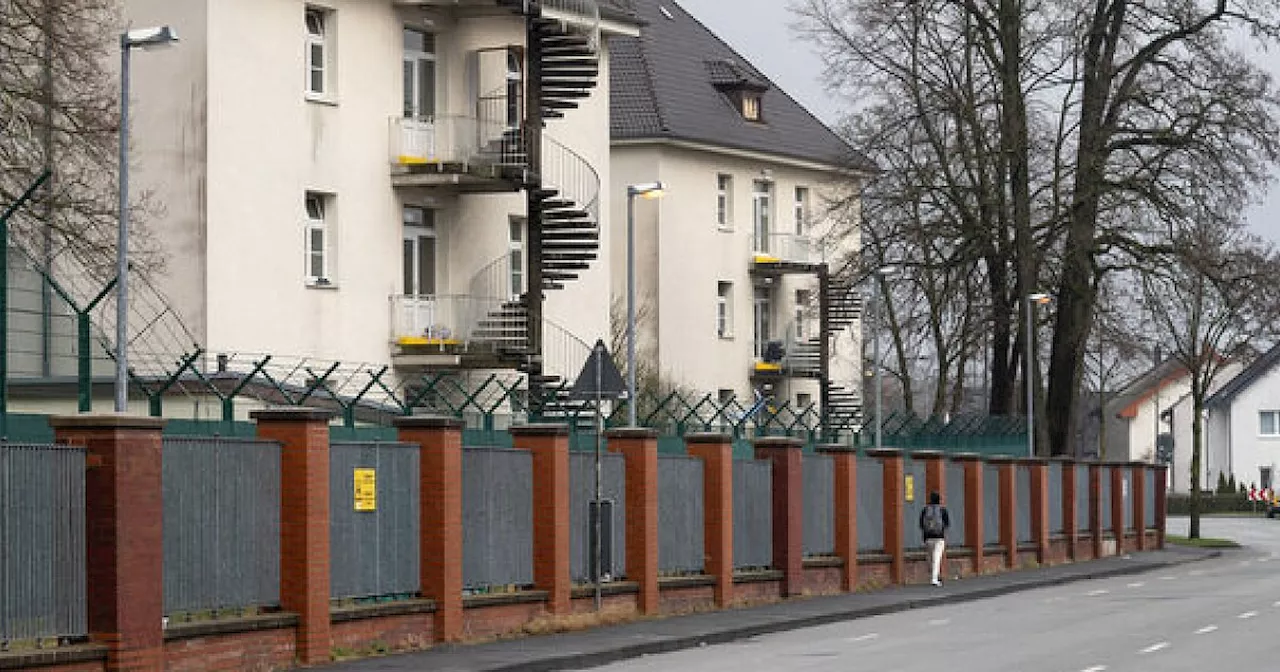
525, 1, 545, 388
818, 266, 832, 441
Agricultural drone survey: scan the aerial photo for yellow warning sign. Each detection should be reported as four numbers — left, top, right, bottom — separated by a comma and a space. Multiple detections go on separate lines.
905, 475, 916, 503
354, 468, 376, 512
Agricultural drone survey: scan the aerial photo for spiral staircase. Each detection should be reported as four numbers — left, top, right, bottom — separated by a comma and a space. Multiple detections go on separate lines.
466, 0, 603, 419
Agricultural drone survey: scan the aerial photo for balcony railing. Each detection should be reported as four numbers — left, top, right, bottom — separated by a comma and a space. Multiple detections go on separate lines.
390, 104, 524, 171
390, 294, 507, 349
751, 233, 819, 266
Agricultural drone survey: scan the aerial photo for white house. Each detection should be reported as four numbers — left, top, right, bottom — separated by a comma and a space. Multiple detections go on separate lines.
1200, 344, 1280, 493
6, 0, 644, 418
607, 0, 872, 431
1097, 359, 1193, 464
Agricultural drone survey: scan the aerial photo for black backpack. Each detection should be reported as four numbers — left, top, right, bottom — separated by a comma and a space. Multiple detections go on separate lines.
922, 504, 945, 537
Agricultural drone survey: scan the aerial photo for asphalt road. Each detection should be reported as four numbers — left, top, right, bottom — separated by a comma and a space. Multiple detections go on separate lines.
586, 517, 1280, 672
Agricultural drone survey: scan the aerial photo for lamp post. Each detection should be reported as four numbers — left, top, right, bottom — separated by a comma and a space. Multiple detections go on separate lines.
117, 25, 178, 413
872, 265, 898, 450
1025, 292, 1051, 456
624, 182, 665, 426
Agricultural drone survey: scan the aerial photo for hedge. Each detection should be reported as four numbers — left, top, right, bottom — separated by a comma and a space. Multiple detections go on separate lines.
1166, 492, 1270, 515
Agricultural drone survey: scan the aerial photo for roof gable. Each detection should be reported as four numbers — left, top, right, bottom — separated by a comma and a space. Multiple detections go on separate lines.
608, 0, 873, 170
1207, 342, 1280, 408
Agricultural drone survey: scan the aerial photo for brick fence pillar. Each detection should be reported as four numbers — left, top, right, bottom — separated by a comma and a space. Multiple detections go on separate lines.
687, 434, 734, 607
1026, 458, 1050, 564
989, 457, 1017, 568
952, 454, 984, 571
753, 437, 804, 597
512, 424, 571, 614
1088, 462, 1103, 558
394, 416, 463, 642
914, 450, 947, 505
867, 448, 905, 584
1155, 465, 1168, 548
1057, 458, 1078, 561
817, 444, 857, 592
51, 415, 165, 672
1110, 464, 1126, 550
252, 408, 333, 666
1131, 462, 1148, 551
610, 428, 661, 613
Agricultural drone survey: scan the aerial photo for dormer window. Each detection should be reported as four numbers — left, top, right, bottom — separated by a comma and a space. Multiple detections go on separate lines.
706, 59, 769, 123
742, 93, 761, 121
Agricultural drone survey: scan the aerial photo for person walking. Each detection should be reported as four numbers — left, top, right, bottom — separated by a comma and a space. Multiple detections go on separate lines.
920, 491, 950, 586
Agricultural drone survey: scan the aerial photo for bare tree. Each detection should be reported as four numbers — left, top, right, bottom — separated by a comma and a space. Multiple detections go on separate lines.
1141, 223, 1280, 539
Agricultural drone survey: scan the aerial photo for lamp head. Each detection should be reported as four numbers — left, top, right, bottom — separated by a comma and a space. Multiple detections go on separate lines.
875, 265, 899, 277
1028, 292, 1051, 305
124, 26, 179, 49
628, 182, 666, 199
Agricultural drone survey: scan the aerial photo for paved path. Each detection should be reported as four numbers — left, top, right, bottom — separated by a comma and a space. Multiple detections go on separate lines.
326, 545, 1219, 672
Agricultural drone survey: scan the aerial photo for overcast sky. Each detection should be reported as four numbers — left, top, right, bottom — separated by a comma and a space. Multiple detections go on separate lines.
676, 0, 1280, 243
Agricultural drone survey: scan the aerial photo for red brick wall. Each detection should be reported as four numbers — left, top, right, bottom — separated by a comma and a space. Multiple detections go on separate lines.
330, 613, 435, 654
799, 565, 843, 596
15, 661, 106, 672
1046, 539, 1071, 566
732, 579, 783, 607
658, 584, 716, 615
856, 561, 892, 591
981, 553, 1006, 575
1017, 550, 1039, 569
163, 628, 296, 672
570, 592, 640, 615
461, 601, 548, 641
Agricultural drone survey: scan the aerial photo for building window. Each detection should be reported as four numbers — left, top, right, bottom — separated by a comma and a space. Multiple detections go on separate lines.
305, 8, 332, 98
509, 217, 525, 297
716, 174, 733, 229
402, 206, 436, 296
718, 388, 735, 404
403, 27, 436, 120
797, 393, 812, 408
742, 92, 762, 121
305, 193, 333, 285
794, 186, 810, 235
1261, 411, 1280, 436
717, 281, 733, 338
753, 285, 772, 359
753, 180, 773, 253
795, 290, 809, 340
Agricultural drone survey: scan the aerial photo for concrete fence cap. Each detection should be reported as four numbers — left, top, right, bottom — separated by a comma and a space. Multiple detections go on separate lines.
47, 414, 166, 431
684, 432, 733, 444
249, 407, 336, 422
392, 415, 465, 430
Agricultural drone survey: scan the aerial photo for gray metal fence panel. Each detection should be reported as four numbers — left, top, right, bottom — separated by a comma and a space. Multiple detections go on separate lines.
0, 444, 86, 641
570, 452, 627, 582
330, 442, 420, 600
1099, 470, 1113, 533
658, 456, 704, 574
945, 462, 966, 547
803, 455, 835, 557
983, 465, 1000, 546
856, 458, 884, 552
734, 459, 773, 568
1016, 466, 1033, 544
903, 459, 927, 550
1145, 469, 1157, 529
163, 438, 280, 615
1048, 463, 1064, 535
463, 448, 534, 590
1076, 466, 1091, 532
1122, 469, 1134, 531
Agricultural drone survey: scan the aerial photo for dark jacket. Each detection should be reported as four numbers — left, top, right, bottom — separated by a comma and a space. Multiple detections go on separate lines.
919, 504, 951, 540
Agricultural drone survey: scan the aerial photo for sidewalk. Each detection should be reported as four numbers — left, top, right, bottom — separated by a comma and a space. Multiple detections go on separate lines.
326, 547, 1218, 672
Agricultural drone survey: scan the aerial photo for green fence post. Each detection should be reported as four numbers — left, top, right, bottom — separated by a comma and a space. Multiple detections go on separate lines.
0, 171, 52, 436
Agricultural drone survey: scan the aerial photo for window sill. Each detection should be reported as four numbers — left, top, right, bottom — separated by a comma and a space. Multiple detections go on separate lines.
306, 279, 339, 290
305, 93, 338, 107
718, 334, 734, 341
717, 225, 734, 233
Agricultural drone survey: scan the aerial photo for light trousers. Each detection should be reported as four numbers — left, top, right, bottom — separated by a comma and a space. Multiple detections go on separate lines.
926, 538, 946, 583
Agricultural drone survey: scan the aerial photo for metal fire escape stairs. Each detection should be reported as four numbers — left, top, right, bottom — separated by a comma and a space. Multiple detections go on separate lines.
474, 0, 602, 422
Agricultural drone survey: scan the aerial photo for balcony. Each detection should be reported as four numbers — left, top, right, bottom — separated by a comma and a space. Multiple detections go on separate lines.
389, 113, 529, 192
390, 294, 509, 351
750, 233, 821, 272
751, 323, 822, 380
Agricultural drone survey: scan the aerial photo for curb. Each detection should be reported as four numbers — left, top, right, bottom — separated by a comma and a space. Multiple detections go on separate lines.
486, 549, 1221, 672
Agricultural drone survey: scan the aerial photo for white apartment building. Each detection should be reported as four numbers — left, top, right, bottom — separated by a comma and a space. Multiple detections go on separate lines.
608, 0, 872, 430
53, 0, 644, 416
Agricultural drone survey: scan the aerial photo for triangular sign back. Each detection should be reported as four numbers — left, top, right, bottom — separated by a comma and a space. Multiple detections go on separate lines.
569, 339, 628, 401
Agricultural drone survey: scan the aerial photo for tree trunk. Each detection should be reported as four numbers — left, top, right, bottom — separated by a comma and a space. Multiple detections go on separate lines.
1190, 388, 1204, 539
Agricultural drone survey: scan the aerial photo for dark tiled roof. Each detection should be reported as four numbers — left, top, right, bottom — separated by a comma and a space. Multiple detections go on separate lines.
599, 0, 640, 22
1102, 358, 1189, 419
608, 0, 872, 169
1207, 342, 1280, 408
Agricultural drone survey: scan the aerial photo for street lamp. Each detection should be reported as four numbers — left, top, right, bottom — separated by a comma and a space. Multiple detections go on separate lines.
117, 25, 178, 413
1025, 292, 1051, 456
625, 182, 665, 426
872, 265, 898, 450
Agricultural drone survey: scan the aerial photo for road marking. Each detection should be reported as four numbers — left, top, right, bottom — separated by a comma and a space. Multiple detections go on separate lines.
1258, 557, 1271, 563
1127, 582, 1145, 588
1140, 642, 1170, 654
1087, 589, 1110, 596
1045, 596, 1067, 603
1239, 611, 1258, 620
1080, 666, 1108, 672
1273, 601, 1280, 608
1188, 569, 1206, 576
1195, 625, 1218, 635
846, 633, 879, 643
1159, 575, 1176, 581
928, 618, 951, 626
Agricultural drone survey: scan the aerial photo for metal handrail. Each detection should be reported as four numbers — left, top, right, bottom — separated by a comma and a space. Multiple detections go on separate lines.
540, 0, 601, 50
541, 133, 600, 225
389, 105, 523, 169
541, 316, 592, 381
